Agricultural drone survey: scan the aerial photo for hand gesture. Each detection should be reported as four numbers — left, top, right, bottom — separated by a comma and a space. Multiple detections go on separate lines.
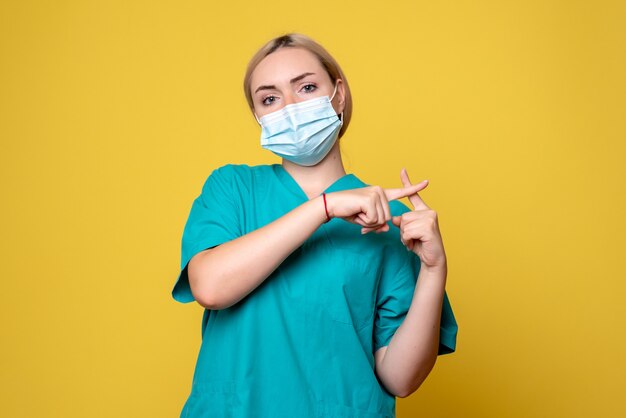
325, 181, 429, 233
362, 168, 447, 270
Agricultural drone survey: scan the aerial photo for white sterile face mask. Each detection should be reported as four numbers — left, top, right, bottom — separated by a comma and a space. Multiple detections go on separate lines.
255, 83, 343, 166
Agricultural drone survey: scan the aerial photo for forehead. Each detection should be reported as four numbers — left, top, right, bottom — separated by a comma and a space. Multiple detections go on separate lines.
250, 47, 328, 90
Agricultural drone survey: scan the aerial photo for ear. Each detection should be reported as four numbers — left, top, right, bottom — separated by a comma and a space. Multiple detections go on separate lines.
334, 79, 346, 114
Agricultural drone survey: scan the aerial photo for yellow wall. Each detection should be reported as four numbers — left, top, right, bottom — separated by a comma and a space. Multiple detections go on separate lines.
1, 1, 624, 417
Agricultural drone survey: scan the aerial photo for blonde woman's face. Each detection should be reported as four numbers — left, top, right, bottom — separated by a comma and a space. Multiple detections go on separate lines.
250, 47, 344, 120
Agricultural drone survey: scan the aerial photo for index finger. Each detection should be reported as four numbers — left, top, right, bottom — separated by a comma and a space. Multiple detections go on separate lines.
384, 181, 429, 202
401, 168, 430, 210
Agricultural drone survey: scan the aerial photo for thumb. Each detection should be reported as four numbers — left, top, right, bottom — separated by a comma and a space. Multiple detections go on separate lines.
391, 216, 401, 227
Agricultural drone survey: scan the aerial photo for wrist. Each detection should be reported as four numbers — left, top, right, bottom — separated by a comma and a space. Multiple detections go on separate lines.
310, 195, 330, 224
321, 192, 332, 223
420, 260, 447, 277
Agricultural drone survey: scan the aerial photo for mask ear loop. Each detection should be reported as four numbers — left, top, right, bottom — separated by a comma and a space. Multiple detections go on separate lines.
329, 82, 339, 102
254, 112, 261, 126
330, 82, 343, 126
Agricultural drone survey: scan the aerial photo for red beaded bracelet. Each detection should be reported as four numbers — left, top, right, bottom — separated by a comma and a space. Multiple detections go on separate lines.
322, 192, 331, 223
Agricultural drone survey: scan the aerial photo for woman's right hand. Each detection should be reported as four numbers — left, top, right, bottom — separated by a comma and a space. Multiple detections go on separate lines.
325, 181, 429, 233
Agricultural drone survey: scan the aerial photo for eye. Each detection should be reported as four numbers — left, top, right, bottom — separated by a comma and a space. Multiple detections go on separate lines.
261, 95, 278, 106
301, 83, 317, 93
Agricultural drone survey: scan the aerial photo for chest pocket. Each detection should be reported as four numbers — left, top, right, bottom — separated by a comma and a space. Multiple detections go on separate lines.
298, 226, 382, 331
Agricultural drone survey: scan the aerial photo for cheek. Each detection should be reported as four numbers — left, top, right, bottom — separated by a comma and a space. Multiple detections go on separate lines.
252, 102, 266, 119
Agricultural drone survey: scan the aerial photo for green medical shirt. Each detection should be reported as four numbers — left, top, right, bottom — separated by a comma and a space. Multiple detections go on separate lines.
172, 163, 458, 418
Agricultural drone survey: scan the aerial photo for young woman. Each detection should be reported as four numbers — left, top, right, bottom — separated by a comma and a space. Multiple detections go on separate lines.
172, 33, 458, 418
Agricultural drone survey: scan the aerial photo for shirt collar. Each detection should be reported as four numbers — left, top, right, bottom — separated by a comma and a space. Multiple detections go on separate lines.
272, 164, 367, 201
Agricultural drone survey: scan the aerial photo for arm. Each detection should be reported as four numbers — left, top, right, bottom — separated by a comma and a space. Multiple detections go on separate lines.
374, 264, 447, 398
188, 195, 328, 310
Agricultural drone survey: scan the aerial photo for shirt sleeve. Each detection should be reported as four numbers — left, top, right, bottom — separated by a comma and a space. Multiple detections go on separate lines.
171, 164, 242, 304
373, 207, 458, 355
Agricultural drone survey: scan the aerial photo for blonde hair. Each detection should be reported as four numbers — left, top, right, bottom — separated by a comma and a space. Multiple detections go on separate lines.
243, 33, 353, 139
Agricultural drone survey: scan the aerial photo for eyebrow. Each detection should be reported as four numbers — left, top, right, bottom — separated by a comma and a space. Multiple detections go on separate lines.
254, 72, 316, 94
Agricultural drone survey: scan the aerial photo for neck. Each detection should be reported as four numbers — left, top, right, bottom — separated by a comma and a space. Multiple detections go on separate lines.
281, 140, 346, 199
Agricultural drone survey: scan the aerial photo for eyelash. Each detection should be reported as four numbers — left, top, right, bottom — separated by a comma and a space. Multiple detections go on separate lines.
261, 83, 318, 106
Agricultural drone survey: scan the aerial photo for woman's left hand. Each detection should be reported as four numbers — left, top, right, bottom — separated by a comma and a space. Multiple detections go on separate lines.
363, 168, 447, 271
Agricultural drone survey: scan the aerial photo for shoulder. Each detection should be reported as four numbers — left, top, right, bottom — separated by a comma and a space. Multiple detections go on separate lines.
207, 163, 254, 179
204, 163, 273, 185
201, 163, 274, 198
